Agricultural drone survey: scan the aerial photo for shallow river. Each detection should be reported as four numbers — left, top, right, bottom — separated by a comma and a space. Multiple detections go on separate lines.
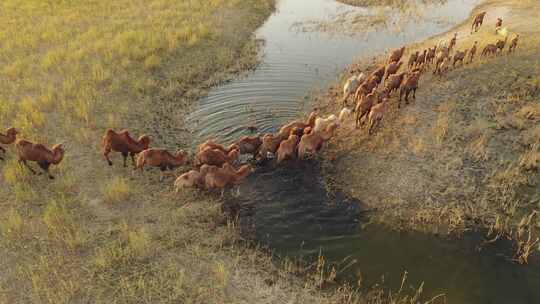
188, 0, 540, 303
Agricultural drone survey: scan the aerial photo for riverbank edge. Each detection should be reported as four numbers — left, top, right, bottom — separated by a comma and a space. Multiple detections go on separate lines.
318, 0, 540, 245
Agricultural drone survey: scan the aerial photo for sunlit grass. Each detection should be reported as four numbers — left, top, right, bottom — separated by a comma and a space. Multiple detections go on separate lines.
0, 0, 282, 302
102, 176, 132, 204
0, 208, 24, 240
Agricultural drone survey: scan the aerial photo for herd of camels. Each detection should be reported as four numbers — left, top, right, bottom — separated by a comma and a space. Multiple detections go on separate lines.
0, 11, 519, 197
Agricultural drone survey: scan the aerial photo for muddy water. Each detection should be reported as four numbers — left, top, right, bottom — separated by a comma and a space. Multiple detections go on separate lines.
233, 162, 540, 304
188, 0, 540, 303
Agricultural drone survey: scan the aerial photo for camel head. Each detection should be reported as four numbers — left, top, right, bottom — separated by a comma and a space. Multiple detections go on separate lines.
307, 111, 318, 127
379, 88, 389, 102
236, 164, 254, 180
138, 135, 151, 149
6, 127, 19, 137
228, 148, 240, 161
227, 144, 240, 153
289, 127, 302, 138
51, 143, 66, 165
262, 133, 273, 141
175, 149, 189, 161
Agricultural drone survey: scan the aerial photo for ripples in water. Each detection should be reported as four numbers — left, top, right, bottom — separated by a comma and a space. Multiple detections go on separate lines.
187, 0, 478, 144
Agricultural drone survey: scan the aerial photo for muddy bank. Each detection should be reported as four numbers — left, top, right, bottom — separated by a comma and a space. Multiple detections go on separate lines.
318, 0, 540, 249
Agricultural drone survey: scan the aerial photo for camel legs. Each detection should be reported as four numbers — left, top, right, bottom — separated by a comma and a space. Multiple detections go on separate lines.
159, 166, 169, 182
0, 146, 4, 161
404, 90, 410, 103
360, 112, 369, 126
404, 88, 417, 103
232, 187, 241, 198
103, 149, 113, 166
130, 152, 137, 167
355, 112, 361, 128
342, 93, 349, 107
369, 118, 381, 135
38, 161, 54, 179
355, 111, 367, 128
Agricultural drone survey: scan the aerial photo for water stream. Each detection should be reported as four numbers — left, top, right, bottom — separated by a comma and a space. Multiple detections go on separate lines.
188, 0, 540, 303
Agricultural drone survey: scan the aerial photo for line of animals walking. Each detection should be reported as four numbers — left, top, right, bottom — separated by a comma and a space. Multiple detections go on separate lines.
0, 11, 520, 198
340, 12, 519, 134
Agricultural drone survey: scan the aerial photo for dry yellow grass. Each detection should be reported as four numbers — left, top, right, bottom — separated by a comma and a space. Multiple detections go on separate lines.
0, 1, 343, 303
102, 177, 132, 204
0, 1, 440, 302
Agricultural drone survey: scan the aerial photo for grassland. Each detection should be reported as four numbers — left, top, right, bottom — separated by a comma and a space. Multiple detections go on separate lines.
4, 0, 536, 301
319, 0, 540, 262
0, 0, 328, 303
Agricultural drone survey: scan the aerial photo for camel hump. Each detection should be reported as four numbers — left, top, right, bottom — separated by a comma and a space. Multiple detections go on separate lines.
15, 138, 32, 146
104, 129, 117, 136
32, 143, 50, 153
118, 130, 132, 138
